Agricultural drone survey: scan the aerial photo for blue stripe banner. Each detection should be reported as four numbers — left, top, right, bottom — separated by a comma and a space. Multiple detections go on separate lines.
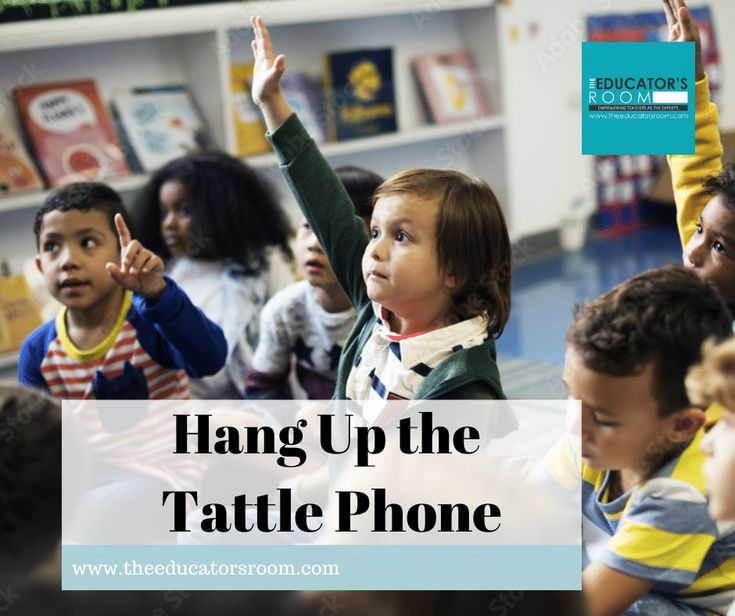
63, 545, 581, 591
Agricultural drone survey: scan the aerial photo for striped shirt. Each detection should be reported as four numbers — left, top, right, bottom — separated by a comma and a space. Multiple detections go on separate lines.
19, 277, 227, 400
345, 305, 488, 422
546, 432, 735, 614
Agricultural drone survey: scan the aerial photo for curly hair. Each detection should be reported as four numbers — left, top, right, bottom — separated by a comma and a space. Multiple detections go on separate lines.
567, 265, 732, 416
33, 182, 132, 248
703, 161, 735, 209
133, 151, 292, 273
374, 169, 511, 336
0, 384, 61, 578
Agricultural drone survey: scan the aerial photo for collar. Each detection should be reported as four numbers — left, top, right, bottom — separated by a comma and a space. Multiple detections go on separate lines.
370, 302, 488, 369
57, 291, 132, 363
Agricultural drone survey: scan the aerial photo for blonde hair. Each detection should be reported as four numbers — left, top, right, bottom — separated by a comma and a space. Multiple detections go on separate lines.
686, 337, 735, 411
374, 169, 511, 336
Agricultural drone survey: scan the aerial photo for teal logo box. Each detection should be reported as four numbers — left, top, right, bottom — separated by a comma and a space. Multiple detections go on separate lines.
582, 42, 694, 155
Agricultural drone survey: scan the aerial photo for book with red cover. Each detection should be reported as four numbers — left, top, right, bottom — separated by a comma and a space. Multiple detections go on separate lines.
0, 122, 43, 194
412, 51, 491, 124
14, 79, 129, 187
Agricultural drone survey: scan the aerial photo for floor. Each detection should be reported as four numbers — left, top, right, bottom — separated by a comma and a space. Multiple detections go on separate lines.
0, 224, 683, 388
497, 224, 683, 366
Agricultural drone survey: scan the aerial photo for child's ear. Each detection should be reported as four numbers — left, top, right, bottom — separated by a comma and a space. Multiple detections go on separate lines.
669, 407, 706, 442
35, 256, 43, 274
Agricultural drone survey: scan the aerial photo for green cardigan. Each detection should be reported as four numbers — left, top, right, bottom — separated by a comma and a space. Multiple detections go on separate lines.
268, 114, 505, 401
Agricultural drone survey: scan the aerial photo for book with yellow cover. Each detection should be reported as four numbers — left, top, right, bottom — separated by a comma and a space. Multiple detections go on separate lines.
230, 63, 270, 157
0, 274, 42, 354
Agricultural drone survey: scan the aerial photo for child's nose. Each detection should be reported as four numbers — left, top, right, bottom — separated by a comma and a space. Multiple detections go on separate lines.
60, 245, 80, 269
162, 211, 178, 229
370, 235, 388, 261
685, 235, 705, 268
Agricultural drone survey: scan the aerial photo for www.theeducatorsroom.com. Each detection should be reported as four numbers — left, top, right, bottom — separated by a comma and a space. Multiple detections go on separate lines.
71, 560, 340, 577
587, 112, 689, 120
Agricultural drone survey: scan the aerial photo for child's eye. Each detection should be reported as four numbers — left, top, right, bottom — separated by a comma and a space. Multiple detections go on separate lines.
713, 241, 726, 254
696, 223, 703, 234
395, 231, 407, 242
43, 241, 57, 252
370, 229, 379, 239
81, 237, 98, 249
302, 221, 311, 230
592, 414, 618, 427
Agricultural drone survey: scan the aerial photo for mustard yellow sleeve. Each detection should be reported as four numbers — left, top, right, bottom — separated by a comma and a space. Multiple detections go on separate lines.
668, 74, 723, 249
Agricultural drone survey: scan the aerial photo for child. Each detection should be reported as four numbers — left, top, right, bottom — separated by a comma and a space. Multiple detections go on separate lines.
249, 16, 510, 409
550, 265, 734, 615
665, 0, 735, 311
0, 384, 62, 582
134, 151, 294, 398
18, 182, 227, 399
245, 165, 383, 399
687, 338, 735, 517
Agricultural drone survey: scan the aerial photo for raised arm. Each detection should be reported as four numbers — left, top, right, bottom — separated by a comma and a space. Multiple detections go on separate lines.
663, 0, 723, 247
249, 15, 370, 308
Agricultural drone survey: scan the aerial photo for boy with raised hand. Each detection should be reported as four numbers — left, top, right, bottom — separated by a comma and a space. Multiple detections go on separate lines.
665, 0, 735, 310
249, 16, 513, 410
19, 182, 227, 399
546, 266, 734, 615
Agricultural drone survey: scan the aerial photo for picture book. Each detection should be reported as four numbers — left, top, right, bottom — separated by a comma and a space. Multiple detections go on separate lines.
281, 72, 326, 144
412, 51, 491, 124
111, 85, 211, 172
323, 47, 397, 141
13, 79, 129, 187
0, 122, 44, 194
231, 63, 270, 157
0, 274, 42, 354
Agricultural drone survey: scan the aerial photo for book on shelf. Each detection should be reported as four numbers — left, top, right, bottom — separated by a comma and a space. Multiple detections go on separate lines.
0, 274, 42, 355
281, 72, 327, 144
230, 63, 271, 157
323, 47, 397, 142
412, 51, 492, 124
13, 79, 129, 187
0, 122, 44, 194
111, 84, 211, 172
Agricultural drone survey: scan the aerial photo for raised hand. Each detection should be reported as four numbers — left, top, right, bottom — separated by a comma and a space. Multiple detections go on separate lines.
250, 15, 285, 106
106, 213, 166, 301
249, 15, 293, 131
662, 0, 704, 80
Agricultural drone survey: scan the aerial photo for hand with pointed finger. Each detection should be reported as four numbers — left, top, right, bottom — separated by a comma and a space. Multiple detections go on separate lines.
106, 213, 167, 302
662, 0, 704, 81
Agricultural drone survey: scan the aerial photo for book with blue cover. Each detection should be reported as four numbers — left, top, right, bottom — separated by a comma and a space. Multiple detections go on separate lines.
111, 85, 211, 172
323, 48, 397, 142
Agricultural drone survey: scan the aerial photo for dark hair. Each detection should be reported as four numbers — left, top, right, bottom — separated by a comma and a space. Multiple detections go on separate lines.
374, 169, 511, 336
704, 161, 735, 209
334, 165, 383, 222
567, 265, 732, 416
33, 182, 131, 248
134, 151, 292, 273
0, 384, 61, 578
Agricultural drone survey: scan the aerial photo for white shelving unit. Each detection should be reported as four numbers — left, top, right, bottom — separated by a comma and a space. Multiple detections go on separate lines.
0, 0, 507, 371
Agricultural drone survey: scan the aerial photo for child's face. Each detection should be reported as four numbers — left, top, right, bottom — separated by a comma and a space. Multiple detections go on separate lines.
295, 219, 339, 289
702, 411, 735, 520
362, 194, 455, 326
159, 180, 194, 258
684, 194, 735, 307
563, 347, 683, 476
35, 208, 121, 313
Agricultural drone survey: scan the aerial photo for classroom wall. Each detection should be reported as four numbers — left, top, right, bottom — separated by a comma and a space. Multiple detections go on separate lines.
2, 0, 733, 271
500, 0, 735, 238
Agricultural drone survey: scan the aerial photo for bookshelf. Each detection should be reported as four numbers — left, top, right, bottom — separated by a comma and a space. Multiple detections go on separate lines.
0, 0, 507, 371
